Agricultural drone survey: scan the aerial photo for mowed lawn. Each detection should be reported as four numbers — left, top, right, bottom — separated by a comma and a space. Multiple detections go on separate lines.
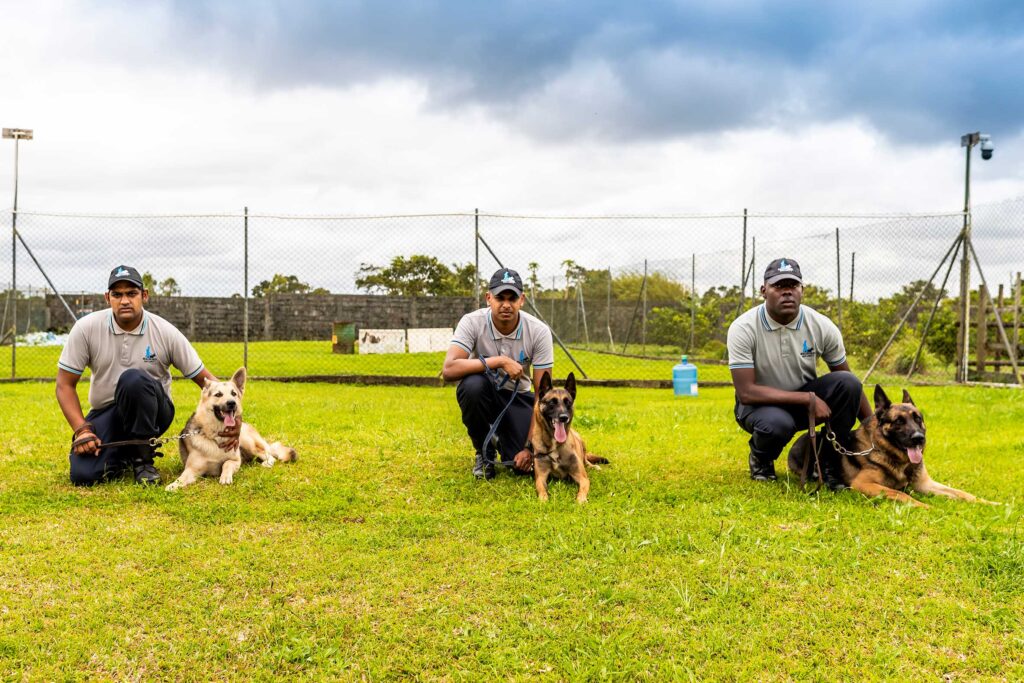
1, 380, 1022, 680
1, 341, 734, 383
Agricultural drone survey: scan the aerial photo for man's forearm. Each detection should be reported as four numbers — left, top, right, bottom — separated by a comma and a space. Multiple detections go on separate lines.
736, 383, 814, 407
56, 384, 87, 430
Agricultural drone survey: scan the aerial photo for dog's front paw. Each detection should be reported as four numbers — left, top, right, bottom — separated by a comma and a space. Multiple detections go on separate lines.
261, 456, 276, 468
165, 481, 181, 492
219, 472, 234, 485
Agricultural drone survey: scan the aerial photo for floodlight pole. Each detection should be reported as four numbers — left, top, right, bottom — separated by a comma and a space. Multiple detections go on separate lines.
3, 127, 33, 379
957, 132, 984, 383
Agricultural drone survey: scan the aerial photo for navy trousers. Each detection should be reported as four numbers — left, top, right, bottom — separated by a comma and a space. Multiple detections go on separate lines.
735, 371, 863, 462
69, 369, 175, 486
455, 374, 535, 463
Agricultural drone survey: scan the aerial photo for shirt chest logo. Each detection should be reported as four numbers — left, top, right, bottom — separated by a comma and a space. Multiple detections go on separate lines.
143, 345, 158, 363
800, 339, 815, 358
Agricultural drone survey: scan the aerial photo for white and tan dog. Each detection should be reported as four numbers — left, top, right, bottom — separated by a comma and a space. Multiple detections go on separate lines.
166, 367, 296, 491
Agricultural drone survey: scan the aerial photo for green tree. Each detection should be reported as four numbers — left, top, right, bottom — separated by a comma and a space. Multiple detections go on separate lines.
252, 274, 329, 297
157, 277, 181, 297
355, 255, 478, 296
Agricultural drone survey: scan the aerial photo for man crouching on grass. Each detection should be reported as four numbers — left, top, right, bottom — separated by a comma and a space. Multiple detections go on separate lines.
56, 265, 240, 486
442, 268, 553, 479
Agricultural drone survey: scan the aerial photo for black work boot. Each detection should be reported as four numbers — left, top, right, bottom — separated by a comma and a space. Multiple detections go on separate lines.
131, 446, 161, 485
748, 452, 777, 482
819, 449, 848, 492
472, 451, 496, 480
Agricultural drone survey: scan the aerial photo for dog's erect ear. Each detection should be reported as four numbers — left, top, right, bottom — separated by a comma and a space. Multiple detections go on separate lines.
537, 372, 552, 397
564, 372, 577, 400
231, 366, 247, 394
202, 377, 212, 392
873, 384, 891, 413
902, 389, 915, 406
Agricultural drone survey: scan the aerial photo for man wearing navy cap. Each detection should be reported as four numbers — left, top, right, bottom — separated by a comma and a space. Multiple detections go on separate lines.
56, 265, 239, 485
442, 268, 554, 479
727, 258, 871, 488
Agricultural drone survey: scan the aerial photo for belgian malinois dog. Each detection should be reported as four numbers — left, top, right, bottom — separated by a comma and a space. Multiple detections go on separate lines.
166, 367, 297, 491
791, 385, 994, 507
531, 372, 609, 503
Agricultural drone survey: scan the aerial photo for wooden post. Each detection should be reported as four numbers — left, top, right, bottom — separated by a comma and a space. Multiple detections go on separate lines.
1014, 272, 1021, 360
976, 285, 988, 377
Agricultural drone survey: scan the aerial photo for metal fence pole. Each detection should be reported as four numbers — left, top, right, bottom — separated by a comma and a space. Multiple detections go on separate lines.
835, 227, 842, 331
740, 208, 747, 311
606, 266, 613, 350
958, 143, 973, 382
474, 208, 480, 307
689, 253, 696, 352
243, 206, 249, 370
849, 252, 855, 303
641, 259, 647, 355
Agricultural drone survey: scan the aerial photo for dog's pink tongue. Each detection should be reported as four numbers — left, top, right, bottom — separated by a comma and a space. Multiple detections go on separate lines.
907, 446, 923, 464
553, 421, 568, 444
223, 413, 237, 427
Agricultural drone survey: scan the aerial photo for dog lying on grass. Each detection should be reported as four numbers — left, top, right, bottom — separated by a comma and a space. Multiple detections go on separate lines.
789, 384, 995, 507
531, 372, 608, 503
166, 367, 296, 491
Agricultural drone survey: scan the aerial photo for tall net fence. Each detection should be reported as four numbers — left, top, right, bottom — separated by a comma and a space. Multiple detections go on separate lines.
2, 199, 1022, 382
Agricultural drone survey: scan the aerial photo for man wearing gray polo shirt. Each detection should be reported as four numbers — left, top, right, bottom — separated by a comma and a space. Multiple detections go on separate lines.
442, 268, 554, 480
727, 258, 871, 488
56, 265, 237, 485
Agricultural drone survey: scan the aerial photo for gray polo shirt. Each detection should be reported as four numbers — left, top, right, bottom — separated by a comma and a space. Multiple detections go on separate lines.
451, 308, 554, 393
58, 310, 204, 410
727, 304, 846, 392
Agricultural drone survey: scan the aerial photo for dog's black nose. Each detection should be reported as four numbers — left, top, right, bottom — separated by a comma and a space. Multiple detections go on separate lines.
558, 413, 570, 423
225, 400, 237, 412
910, 432, 925, 445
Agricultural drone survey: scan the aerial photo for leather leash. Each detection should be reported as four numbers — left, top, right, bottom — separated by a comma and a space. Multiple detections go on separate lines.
800, 391, 824, 493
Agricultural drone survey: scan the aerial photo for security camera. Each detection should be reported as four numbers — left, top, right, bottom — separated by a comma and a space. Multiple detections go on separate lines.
980, 134, 994, 160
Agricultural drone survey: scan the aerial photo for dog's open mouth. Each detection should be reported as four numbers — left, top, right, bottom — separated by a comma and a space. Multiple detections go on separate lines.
907, 445, 923, 464
553, 420, 568, 444
214, 406, 238, 427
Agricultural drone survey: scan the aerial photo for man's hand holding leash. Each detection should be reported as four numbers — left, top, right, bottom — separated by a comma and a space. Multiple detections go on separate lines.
71, 421, 101, 456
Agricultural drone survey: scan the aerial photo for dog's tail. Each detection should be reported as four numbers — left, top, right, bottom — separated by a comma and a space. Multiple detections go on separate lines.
586, 453, 609, 465
269, 442, 298, 463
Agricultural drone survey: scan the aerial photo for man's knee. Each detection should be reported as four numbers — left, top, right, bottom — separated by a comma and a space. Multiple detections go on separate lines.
69, 454, 103, 486
829, 370, 862, 398
116, 368, 155, 397
456, 374, 491, 405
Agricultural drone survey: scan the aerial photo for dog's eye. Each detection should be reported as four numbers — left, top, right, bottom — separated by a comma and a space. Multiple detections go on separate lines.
230, 391, 237, 397
214, 391, 223, 397
894, 416, 904, 425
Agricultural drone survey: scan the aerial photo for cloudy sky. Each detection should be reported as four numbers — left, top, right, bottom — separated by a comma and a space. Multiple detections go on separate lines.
1, 1, 1023, 295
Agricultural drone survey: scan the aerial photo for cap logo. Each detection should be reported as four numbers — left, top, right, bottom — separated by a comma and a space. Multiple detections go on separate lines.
115, 267, 130, 276
778, 260, 794, 273
501, 271, 515, 284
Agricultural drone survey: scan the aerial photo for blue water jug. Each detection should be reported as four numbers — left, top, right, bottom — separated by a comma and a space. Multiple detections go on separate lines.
672, 355, 698, 397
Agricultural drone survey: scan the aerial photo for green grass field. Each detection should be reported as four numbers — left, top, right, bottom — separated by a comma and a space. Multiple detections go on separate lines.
1, 379, 1022, 680
1, 341, 737, 383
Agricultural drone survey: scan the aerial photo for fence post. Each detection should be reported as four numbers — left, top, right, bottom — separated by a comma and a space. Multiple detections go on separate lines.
835, 227, 842, 331
641, 259, 647, 355
740, 208, 747, 311
606, 266, 613, 350
1014, 271, 1021, 355
474, 208, 480, 307
849, 252, 856, 303
243, 206, 249, 370
689, 253, 696, 353
750, 236, 756, 300
975, 284, 988, 378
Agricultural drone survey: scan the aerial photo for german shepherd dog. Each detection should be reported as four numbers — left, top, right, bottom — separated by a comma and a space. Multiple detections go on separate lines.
531, 372, 608, 503
789, 385, 993, 507
166, 367, 297, 491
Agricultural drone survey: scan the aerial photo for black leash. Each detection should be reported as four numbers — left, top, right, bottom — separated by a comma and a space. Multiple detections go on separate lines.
478, 353, 526, 469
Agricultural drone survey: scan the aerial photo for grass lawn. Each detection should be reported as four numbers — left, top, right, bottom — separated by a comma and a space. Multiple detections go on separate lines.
1, 380, 1022, 680
1, 341, 737, 383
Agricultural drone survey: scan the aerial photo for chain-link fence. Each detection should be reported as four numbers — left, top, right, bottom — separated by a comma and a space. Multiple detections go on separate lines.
2, 198, 1023, 383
